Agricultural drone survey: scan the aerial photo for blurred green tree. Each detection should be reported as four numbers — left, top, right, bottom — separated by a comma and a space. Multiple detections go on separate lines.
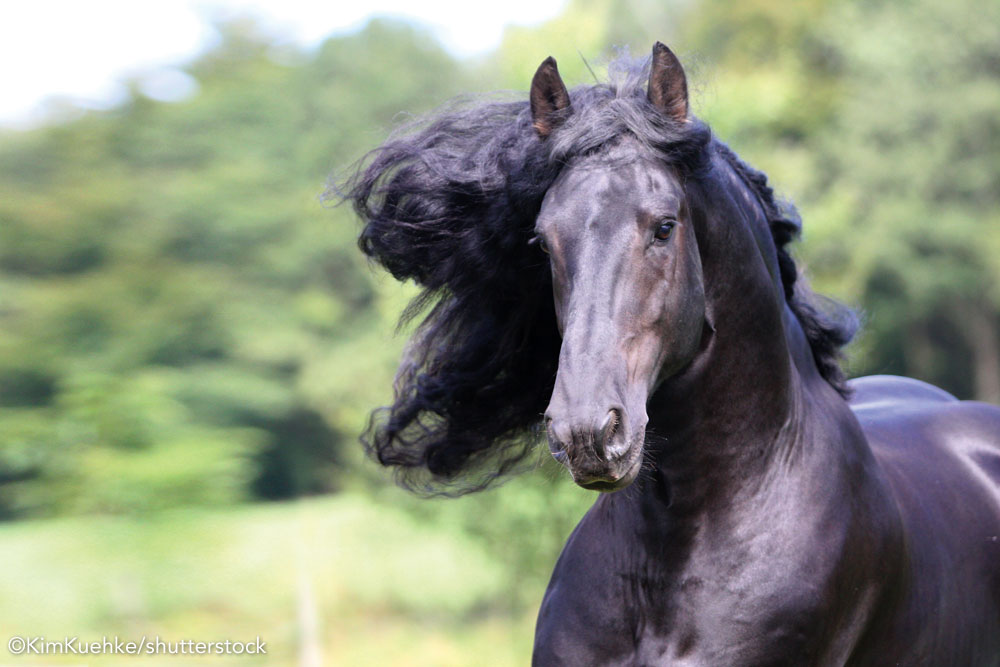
802, 0, 1000, 401
0, 19, 471, 518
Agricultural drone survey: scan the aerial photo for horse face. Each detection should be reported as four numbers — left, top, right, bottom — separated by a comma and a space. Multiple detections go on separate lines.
537, 145, 706, 491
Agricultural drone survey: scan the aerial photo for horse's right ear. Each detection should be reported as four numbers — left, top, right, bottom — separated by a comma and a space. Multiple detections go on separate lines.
530, 56, 571, 139
647, 42, 688, 122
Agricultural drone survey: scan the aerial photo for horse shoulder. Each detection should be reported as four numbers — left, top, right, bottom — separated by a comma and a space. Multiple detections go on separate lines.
533, 500, 641, 666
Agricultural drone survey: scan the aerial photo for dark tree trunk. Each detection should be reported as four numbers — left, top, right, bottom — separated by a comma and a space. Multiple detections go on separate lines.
960, 302, 1000, 404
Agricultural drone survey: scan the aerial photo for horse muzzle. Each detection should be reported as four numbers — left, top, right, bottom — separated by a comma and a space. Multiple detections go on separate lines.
545, 406, 645, 491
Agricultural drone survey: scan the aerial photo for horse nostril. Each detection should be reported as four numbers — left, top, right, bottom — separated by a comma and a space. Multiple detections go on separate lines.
597, 408, 622, 459
546, 416, 571, 455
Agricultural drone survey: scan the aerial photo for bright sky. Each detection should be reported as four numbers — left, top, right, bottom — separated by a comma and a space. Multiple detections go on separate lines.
0, 0, 568, 127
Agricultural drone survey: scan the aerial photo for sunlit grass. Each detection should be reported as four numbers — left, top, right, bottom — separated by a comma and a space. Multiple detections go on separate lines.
0, 495, 539, 665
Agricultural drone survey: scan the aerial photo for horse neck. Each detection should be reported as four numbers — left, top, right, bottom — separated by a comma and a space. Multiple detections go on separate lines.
639, 158, 849, 519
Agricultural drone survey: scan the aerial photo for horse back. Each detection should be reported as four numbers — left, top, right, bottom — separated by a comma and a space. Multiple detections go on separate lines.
848, 375, 1000, 664
849, 375, 1000, 491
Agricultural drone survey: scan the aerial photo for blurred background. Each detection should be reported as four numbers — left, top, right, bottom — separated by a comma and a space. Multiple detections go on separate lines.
1, 0, 997, 664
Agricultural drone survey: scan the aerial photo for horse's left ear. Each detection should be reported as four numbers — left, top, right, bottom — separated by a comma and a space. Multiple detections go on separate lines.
530, 56, 571, 139
647, 42, 688, 122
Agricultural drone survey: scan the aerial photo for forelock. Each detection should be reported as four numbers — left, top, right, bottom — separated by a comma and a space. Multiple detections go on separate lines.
545, 55, 711, 174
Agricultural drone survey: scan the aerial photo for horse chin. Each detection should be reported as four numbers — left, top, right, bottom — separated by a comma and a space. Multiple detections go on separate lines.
569, 447, 644, 493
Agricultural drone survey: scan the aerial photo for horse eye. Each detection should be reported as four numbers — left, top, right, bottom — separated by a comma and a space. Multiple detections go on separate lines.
654, 221, 675, 241
534, 236, 550, 254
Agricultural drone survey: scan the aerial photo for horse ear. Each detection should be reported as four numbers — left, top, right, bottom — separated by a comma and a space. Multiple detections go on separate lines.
647, 42, 688, 122
530, 56, 571, 139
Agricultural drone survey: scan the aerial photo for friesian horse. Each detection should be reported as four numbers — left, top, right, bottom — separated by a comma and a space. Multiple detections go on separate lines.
340, 43, 1000, 665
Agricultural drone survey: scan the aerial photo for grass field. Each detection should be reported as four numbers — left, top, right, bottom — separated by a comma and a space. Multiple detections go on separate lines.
0, 494, 544, 665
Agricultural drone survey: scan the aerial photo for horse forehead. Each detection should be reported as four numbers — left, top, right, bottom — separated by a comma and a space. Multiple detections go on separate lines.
542, 158, 681, 226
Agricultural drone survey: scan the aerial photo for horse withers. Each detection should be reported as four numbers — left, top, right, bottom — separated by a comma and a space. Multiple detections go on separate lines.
341, 42, 1000, 665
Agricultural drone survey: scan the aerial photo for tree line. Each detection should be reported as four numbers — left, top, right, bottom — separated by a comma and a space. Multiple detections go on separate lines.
0, 0, 996, 519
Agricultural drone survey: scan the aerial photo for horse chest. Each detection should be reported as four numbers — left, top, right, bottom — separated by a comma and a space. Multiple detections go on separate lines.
535, 519, 844, 666
633, 565, 832, 665
536, 571, 830, 666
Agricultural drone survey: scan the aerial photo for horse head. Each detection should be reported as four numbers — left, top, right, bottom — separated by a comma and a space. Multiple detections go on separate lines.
532, 46, 707, 490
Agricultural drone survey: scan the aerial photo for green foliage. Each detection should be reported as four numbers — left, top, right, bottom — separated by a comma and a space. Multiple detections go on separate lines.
0, 19, 470, 518
493, 0, 692, 89
800, 0, 1000, 400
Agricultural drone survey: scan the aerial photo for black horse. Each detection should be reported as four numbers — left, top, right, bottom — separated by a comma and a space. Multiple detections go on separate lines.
340, 43, 1000, 665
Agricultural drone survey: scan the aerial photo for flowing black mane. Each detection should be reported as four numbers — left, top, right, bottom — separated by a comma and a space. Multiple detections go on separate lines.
335, 55, 856, 493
